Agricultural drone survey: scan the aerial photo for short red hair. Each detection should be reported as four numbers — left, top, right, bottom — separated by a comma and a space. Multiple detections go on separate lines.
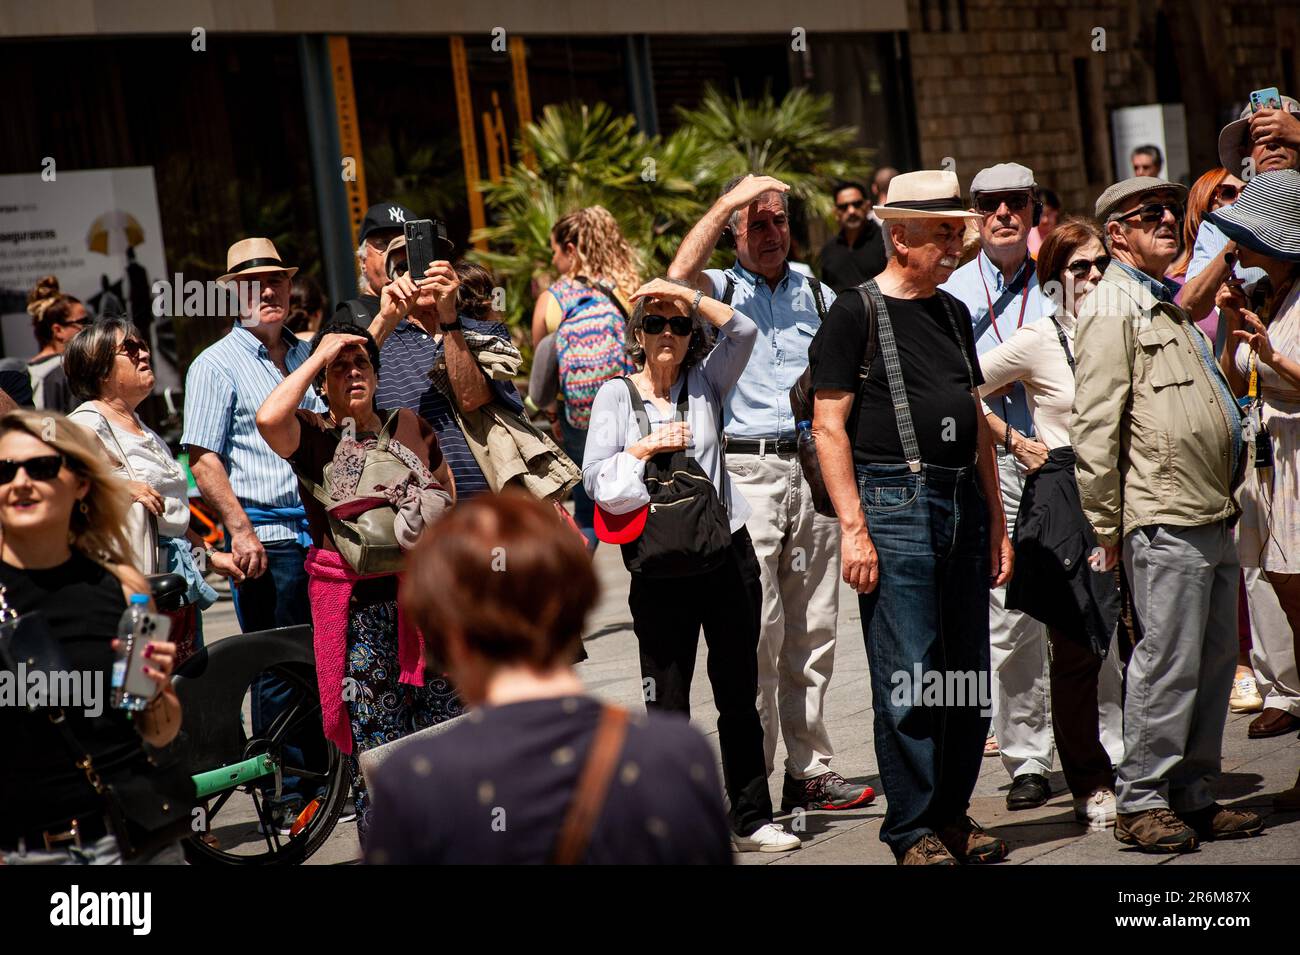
400, 492, 598, 670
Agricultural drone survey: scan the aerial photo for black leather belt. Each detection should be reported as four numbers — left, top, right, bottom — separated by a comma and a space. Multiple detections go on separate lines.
726, 436, 797, 455
1, 810, 110, 853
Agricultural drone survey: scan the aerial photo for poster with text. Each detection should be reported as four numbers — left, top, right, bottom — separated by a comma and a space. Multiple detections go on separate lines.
0, 166, 178, 390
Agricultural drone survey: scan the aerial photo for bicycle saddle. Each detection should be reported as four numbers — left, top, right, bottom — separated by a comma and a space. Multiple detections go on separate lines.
148, 572, 189, 612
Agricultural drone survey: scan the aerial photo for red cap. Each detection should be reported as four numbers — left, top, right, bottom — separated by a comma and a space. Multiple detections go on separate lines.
594, 503, 648, 544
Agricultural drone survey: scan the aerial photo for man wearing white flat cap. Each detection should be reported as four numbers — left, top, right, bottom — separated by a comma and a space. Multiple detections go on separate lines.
810, 169, 1014, 865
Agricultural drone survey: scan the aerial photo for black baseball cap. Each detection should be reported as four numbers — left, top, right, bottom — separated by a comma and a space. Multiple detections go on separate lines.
359, 201, 417, 244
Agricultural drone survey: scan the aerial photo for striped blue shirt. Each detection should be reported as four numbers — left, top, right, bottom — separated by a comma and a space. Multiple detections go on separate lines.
181, 325, 326, 544
374, 316, 522, 499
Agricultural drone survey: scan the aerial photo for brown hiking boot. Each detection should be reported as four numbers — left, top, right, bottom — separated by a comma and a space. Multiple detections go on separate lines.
1115, 807, 1198, 853
1179, 803, 1263, 841
936, 815, 1008, 864
898, 833, 958, 865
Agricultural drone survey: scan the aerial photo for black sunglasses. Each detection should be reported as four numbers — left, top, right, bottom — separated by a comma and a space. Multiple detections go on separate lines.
1215, 184, 1240, 204
1115, 201, 1184, 224
1065, 255, 1111, 278
116, 338, 149, 359
836, 199, 866, 211
975, 193, 1031, 215
643, 314, 693, 337
0, 454, 65, 485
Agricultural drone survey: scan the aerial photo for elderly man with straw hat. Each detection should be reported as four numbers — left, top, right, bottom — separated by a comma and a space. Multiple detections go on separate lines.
182, 237, 327, 834
1072, 177, 1263, 854
809, 169, 1014, 865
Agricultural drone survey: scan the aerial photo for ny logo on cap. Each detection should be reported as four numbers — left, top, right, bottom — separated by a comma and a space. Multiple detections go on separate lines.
388, 207, 406, 223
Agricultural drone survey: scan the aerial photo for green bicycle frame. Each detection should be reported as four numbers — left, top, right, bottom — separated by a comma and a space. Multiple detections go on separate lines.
192, 754, 279, 799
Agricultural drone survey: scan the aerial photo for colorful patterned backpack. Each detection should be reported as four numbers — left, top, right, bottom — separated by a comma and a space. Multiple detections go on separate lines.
551, 276, 635, 429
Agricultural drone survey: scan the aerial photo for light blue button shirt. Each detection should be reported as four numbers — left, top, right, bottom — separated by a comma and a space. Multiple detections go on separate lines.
703, 262, 836, 440
1186, 217, 1267, 287
941, 251, 1050, 437
181, 325, 327, 544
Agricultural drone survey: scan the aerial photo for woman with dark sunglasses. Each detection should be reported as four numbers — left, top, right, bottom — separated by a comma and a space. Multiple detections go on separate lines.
1169, 167, 1246, 343
24, 275, 87, 412
64, 318, 243, 656
582, 278, 801, 853
974, 217, 1127, 830
0, 410, 188, 865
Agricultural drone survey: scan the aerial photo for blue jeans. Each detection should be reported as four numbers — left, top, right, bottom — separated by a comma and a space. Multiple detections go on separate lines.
230, 539, 314, 808
856, 463, 991, 857
560, 415, 597, 552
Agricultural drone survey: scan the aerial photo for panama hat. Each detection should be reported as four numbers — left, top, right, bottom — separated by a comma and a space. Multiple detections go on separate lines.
1205, 168, 1300, 263
1218, 96, 1300, 174
875, 170, 982, 220
218, 237, 297, 283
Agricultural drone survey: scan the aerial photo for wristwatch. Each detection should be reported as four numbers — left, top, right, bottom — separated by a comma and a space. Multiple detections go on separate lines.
691, 289, 704, 315
440, 318, 464, 331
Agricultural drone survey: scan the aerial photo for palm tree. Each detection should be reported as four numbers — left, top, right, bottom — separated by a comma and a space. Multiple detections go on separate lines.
472, 89, 871, 337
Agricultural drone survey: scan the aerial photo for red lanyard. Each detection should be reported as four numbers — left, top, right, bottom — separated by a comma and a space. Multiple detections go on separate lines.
978, 252, 1030, 343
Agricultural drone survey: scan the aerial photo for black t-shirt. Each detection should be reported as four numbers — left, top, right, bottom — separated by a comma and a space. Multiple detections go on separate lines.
365, 696, 733, 864
810, 290, 983, 468
818, 222, 886, 294
0, 553, 151, 834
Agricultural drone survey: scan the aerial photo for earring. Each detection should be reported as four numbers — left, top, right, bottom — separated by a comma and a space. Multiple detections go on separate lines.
78, 500, 89, 517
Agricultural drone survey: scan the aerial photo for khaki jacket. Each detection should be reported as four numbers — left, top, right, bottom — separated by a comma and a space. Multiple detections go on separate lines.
1070, 263, 1243, 548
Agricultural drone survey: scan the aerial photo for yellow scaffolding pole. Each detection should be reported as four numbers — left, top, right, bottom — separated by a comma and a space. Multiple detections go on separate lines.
450, 35, 487, 250
509, 35, 535, 170
327, 36, 367, 248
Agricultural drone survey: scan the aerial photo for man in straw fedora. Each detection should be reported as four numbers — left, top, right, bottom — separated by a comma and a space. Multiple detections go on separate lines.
809, 169, 1014, 865
1072, 177, 1262, 853
181, 237, 327, 833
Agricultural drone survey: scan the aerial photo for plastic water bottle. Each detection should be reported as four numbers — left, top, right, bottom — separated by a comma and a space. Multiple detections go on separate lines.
796, 420, 833, 514
111, 593, 152, 711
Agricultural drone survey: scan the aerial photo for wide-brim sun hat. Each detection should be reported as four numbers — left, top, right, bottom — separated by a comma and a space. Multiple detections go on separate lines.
218, 237, 298, 283
1204, 168, 1300, 263
1218, 96, 1300, 174
875, 170, 982, 220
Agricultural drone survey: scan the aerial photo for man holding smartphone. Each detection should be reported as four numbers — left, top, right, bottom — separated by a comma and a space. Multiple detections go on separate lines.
365, 231, 521, 498
335, 200, 417, 326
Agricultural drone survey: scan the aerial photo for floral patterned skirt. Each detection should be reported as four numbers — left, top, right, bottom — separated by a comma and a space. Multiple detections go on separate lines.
344, 596, 462, 844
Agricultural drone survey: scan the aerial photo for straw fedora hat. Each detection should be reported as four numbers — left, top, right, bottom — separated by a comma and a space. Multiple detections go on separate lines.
875, 170, 982, 220
218, 237, 298, 282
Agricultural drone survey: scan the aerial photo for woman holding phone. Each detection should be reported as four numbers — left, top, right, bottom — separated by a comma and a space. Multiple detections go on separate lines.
0, 410, 186, 865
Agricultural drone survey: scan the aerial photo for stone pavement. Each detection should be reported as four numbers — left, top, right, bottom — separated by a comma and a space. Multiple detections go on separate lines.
205, 543, 1300, 865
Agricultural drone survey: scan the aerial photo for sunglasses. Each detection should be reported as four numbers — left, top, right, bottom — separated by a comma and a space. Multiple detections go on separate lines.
1115, 201, 1185, 224
116, 338, 149, 359
386, 260, 409, 280
0, 454, 65, 485
643, 314, 693, 337
836, 199, 866, 211
1065, 255, 1111, 278
1214, 184, 1240, 204
975, 193, 1031, 215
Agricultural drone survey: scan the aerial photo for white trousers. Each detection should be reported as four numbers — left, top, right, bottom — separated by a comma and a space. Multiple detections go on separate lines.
727, 450, 841, 779
1244, 566, 1300, 715
989, 450, 1055, 779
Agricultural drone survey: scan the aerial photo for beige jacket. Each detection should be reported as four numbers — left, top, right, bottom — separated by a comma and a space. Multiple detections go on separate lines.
1070, 263, 1243, 548
431, 330, 580, 501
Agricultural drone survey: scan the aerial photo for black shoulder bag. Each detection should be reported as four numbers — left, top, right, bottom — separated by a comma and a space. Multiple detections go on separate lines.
619, 377, 732, 578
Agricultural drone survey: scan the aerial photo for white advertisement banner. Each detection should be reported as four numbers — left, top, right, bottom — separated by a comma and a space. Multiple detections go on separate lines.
0, 166, 178, 389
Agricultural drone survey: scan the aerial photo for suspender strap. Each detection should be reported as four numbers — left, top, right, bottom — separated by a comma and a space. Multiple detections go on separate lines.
860, 281, 922, 473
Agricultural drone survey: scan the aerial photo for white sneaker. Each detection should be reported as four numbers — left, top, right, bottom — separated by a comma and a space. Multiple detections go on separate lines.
1229, 675, 1264, 713
1073, 788, 1117, 829
732, 822, 801, 853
